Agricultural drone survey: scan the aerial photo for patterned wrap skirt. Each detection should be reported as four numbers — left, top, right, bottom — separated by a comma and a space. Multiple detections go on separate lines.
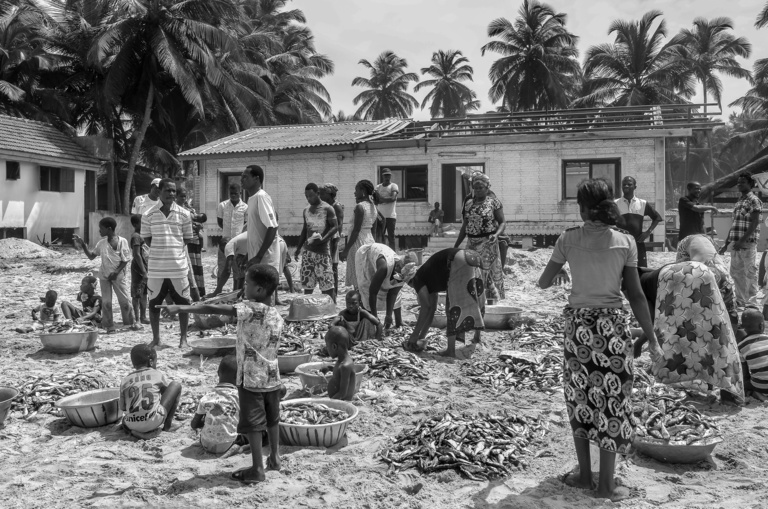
445, 249, 486, 335
466, 235, 505, 301
563, 307, 635, 454
651, 261, 744, 401
187, 241, 205, 296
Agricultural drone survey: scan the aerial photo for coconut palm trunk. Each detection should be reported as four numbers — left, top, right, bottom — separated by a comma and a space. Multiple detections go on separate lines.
122, 82, 154, 215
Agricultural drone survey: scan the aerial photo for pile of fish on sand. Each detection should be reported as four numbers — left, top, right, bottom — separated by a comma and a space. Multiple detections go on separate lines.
10, 371, 107, 419
461, 350, 563, 392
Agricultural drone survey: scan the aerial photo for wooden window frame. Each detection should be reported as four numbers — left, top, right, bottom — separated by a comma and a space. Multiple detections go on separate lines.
40, 166, 75, 192
378, 164, 428, 202
561, 158, 621, 200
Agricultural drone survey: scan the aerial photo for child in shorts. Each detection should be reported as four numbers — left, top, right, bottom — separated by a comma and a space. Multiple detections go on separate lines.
32, 290, 61, 323
160, 264, 283, 483
60, 275, 103, 324
735, 307, 768, 401
331, 289, 382, 345
325, 326, 356, 401
119, 344, 182, 438
130, 214, 150, 325
191, 355, 241, 454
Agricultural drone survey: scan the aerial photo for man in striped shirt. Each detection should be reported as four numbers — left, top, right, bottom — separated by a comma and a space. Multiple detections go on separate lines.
142, 179, 194, 348
736, 308, 768, 400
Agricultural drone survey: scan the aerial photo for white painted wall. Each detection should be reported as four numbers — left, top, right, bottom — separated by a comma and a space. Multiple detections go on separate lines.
0, 159, 87, 241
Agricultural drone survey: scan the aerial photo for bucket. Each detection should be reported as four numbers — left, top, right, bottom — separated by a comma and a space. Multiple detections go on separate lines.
0, 387, 19, 424
407, 248, 424, 265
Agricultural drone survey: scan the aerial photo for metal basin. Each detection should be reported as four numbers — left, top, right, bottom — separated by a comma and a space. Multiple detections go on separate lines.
40, 331, 99, 353
279, 352, 313, 374
279, 398, 358, 447
0, 387, 18, 424
188, 336, 236, 356
633, 436, 723, 464
55, 388, 120, 428
295, 362, 368, 395
483, 305, 523, 329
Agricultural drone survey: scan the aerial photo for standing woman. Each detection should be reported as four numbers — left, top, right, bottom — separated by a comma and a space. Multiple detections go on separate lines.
320, 183, 345, 295
176, 186, 205, 300
340, 180, 377, 288
538, 178, 661, 502
454, 173, 506, 303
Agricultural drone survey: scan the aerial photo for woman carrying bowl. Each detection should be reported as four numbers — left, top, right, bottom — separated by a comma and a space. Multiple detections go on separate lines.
403, 248, 485, 358
355, 243, 417, 330
340, 180, 377, 288
454, 172, 505, 304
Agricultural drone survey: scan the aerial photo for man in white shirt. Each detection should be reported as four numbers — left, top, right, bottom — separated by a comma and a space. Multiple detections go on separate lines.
216, 183, 248, 289
615, 176, 662, 268
132, 178, 162, 215
241, 165, 279, 275
375, 168, 399, 249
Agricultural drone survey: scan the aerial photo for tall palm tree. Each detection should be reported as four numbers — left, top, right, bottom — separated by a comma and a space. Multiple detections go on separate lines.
757, 2, 768, 28
576, 11, 694, 107
481, 0, 580, 111
352, 51, 418, 120
414, 49, 479, 118
677, 17, 751, 114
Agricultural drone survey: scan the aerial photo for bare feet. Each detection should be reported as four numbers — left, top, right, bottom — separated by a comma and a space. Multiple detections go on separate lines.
230, 467, 265, 484
562, 471, 595, 490
140, 318, 150, 325
597, 485, 631, 502
437, 349, 456, 358
267, 455, 281, 471
179, 336, 188, 348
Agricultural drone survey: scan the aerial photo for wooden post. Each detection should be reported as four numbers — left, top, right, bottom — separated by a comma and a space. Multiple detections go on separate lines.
107, 161, 115, 213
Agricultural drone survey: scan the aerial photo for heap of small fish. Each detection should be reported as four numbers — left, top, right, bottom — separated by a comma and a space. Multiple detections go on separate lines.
41, 322, 97, 334
281, 402, 349, 425
380, 412, 548, 481
461, 350, 563, 392
632, 369, 721, 445
354, 340, 429, 381
284, 320, 332, 354
278, 337, 307, 356
11, 371, 107, 417
506, 318, 563, 350
197, 324, 237, 337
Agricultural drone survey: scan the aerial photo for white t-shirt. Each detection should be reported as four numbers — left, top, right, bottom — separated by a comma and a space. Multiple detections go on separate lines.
132, 194, 158, 215
224, 232, 248, 258
375, 183, 399, 219
94, 236, 132, 277
246, 189, 280, 272
119, 368, 169, 433
196, 384, 239, 453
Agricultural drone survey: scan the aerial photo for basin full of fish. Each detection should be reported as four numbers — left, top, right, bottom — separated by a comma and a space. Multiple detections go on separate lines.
284, 320, 332, 351
380, 412, 548, 481
354, 340, 429, 381
281, 402, 349, 425
461, 350, 563, 392
278, 338, 307, 356
10, 371, 107, 418
41, 322, 98, 334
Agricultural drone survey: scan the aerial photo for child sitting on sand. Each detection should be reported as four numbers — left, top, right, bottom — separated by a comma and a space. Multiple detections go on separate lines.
325, 326, 356, 401
60, 275, 102, 325
32, 290, 60, 323
331, 289, 382, 345
119, 344, 183, 438
191, 354, 241, 454
160, 264, 283, 484
735, 308, 768, 401
73, 217, 138, 332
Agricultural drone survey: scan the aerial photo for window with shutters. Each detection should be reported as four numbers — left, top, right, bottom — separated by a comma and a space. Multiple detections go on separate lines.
40, 166, 75, 192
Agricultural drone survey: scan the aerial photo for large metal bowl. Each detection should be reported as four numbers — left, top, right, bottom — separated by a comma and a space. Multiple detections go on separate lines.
279, 397, 358, 447
188, 336, 236, 356
278, 352, 313, 374
0, 387, 18, 424
55, 388, 120, 428
409, 305, 448, 329
633, 435, 723, 464
40, 331, 99, 353
484, 305, 523, 329
295, 361, 368, 395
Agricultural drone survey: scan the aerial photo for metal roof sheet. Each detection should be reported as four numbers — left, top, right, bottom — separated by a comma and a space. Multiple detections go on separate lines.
0, 115, 102, 167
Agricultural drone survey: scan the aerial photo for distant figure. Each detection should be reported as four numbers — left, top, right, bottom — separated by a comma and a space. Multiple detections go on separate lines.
217, 183, 247, 291
723, 173, 762, 307
340, 180, 377, 288
615, 176, 662, 268
294, 183, 338, 302
325, 326, 356, 400
242, 165, 279, 276
131, 178, 161, 215
319, 183, 344, 295
130, 214, 149, 325
677, 181, 718, 241
428, 202, 444, 237
375, 168, 399, 249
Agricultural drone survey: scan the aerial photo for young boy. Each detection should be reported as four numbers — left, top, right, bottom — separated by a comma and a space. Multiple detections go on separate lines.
160, 264, 283, 483
735, 307, 768, 401
192, 355, 241, 454
331, 289, 382, 345
60, 275, 102, 324
428, 202, 444, 237
73, 217, 138, 332
32, 290, 61, 323
325, 326, 356, 401
119, 344, 183, 438
130, 214, 150, 325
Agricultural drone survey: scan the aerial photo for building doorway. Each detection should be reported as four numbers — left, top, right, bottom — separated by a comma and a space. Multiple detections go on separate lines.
441, 163, 485, 223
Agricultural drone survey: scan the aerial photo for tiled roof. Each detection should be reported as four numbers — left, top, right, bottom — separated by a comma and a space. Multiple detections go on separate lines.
178, 119, 412, 158
0, 115, 102, 167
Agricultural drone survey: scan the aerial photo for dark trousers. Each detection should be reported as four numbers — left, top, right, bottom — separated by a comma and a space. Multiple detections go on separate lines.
637, 242, 647, 268
384, 218, 396, 248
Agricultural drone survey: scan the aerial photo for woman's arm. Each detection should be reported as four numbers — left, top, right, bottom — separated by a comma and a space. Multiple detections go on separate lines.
367, 256, 389, 314
335, 203, 344, 235
538, 260, 568, 289
385, 288, 400, 326
492, 206, 506, 241
132, 245, 147, 276
622, 266, 662, 359
341, 206, 363, 259
454, 221, 467, 248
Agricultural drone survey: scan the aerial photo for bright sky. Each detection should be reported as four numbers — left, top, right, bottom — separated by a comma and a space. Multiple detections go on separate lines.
292, 0, 768, 121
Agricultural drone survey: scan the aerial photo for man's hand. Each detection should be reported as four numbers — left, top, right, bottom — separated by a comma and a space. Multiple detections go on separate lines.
733, 239, 746, 251
248, 255, 263, 267
708, 206, 720, 214
72, 234, 83, 247
107, 272, 118, 281
638, 232, 651, 243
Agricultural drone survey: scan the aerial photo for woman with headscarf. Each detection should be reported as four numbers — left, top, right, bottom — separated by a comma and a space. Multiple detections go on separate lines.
355, 243, 417, 330
340, 180, 377, 288
454, 172, 506, 303
404, 248, 486, 358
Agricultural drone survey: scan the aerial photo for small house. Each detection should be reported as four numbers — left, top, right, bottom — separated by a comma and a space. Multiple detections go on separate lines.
0, 115, 103, 243
179, 104, 720, 249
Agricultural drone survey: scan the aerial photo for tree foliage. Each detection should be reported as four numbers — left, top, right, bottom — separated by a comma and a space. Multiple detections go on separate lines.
352, 50, 418, 120
414, 49, 479, 118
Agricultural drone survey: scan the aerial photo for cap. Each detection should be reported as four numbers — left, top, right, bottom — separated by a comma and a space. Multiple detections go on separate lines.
381, 168, 392, 175
151, 178, 161, 187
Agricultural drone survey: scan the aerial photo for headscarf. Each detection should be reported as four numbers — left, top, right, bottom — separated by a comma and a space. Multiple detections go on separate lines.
471, 172, 490, 187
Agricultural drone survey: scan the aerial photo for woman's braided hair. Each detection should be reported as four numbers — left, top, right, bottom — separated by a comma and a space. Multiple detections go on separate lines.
577, 178, 620, 225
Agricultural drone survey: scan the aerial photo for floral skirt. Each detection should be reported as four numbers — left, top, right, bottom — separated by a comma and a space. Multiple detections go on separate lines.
652, 261, 744, 401
466, 236, 504, 301
563, 307, 635, 453
446, 249, 485, 335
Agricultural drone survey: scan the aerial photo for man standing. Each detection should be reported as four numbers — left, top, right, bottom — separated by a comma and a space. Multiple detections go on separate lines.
375, 168, 399, 249
725, 173, 762, 307
428, 202, 444, 237
141, 179, 193, 348
319, 183, 344, 295
132, 178, 161, 215
678, 181, 719, 241
242, 165, 279, 274
615, 176, 663, 268
216, 183, 248, 292
295, 183, 338, 301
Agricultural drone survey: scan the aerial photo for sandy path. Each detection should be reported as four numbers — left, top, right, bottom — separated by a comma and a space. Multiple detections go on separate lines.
1, 249, 767, 508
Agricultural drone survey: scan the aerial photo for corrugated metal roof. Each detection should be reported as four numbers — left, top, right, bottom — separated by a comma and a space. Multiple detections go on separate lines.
178, 119, 413, 158
0, 114, 102, 167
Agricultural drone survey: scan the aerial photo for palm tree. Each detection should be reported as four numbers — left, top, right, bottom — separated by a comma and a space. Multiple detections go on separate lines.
481, 0, 580, 111
677, 18, 751, 114
352, 51, 418, 120
330, 110, 361, 122
757, 3, 768, 28
414, 50, 479, 118
576, 10, 694, 107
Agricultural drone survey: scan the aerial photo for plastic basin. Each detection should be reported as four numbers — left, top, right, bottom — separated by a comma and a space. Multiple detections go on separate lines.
633, 436, 723, 464
0, 387, 18, 424
295, 362, 368, 395
188, 336, 236, 356
484, 305, 523, 329
410, 306, 448, 329
55, 388, 120, 428
279, 398, 358, 447
279, 352, 313, 374
40, 331, 99, 353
